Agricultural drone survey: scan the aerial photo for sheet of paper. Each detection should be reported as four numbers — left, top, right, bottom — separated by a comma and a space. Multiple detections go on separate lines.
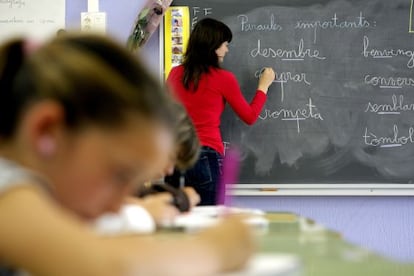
161, 205, 269, 232
0, 0, 65, 43
219, 253, 302, 276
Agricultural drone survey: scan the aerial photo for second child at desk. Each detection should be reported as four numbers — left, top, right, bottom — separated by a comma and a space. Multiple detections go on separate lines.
122, 99, 202, 227
0, 33, 254, 276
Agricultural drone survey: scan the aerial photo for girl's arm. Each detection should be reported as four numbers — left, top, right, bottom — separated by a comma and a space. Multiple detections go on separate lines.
0, 185, 253, 276
0, 185, 111, 276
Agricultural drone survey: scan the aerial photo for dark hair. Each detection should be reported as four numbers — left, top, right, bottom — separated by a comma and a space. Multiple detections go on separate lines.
182, 18, 232, 91
170, 99, 200, 170
0, 33, 176, 138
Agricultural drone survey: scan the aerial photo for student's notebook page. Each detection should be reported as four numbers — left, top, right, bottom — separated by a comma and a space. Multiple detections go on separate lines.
219, 253, 302, 276
165, 205, 270, 232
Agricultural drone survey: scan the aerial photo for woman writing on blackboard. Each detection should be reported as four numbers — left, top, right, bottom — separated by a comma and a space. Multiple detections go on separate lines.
167, 18, 276, 205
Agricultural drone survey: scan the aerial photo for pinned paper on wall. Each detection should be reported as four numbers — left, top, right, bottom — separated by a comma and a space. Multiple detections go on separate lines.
81, 12, 107, 33
163, 6, 190, 79
0, 0, 65, 43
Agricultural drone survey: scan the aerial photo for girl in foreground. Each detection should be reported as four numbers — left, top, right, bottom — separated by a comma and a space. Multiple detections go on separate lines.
0, 34, 253, 276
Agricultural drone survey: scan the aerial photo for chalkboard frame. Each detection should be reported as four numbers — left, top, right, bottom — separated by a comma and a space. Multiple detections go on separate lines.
230, 183, 414, 196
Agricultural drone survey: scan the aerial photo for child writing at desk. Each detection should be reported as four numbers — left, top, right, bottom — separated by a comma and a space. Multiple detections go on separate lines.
0, 33, 254, 276
123, 99, 201, 226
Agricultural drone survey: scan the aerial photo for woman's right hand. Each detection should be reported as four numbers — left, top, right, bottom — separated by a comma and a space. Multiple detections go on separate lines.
257, 67, 276, 94
199, 215, 255, 272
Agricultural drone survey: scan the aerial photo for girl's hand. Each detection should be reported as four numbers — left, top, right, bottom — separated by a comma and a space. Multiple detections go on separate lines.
199, 216, 256, 272
183, 187, 200, 207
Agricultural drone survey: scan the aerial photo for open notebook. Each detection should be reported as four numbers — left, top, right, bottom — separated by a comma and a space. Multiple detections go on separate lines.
94, 205, 302, 275
94, 205, 269, 235
160, 205, 270, 232
166, 206, 302, 275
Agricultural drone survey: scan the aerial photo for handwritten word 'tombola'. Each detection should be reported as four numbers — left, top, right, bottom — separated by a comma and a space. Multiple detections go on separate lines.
363, 125, 414, 148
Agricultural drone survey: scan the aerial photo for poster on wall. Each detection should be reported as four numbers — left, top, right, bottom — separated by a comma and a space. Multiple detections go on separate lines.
163, 6, 190, 79
0, 0, 66, 43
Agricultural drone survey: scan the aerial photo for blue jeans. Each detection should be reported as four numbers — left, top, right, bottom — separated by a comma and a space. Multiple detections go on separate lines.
184, 146, 223, 205
164, 147, 223, 205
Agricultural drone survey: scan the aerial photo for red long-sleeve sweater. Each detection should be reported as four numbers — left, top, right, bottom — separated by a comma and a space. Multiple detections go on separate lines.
167, 65, 267, 155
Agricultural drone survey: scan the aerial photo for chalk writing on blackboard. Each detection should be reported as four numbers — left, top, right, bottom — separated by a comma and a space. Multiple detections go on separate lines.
256, 70, 311, 86
259, 98, 324, 133
295, 12, 373, 43
250, 39, 326, 60
238, 14, 282, 32
363, 36, 414, 68
191, 6, 213, 28
365, 95, 414, 114
364, 75, 414, 89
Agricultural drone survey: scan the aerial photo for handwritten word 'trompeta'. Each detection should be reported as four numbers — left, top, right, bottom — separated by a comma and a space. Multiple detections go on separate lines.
259, 98, 323, 133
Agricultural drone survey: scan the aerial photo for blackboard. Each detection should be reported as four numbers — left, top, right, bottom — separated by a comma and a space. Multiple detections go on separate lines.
171, 0, 414, 186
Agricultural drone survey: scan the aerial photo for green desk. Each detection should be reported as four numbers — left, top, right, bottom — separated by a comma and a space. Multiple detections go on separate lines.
157, 211, 414, 275
259, 213, 414, 276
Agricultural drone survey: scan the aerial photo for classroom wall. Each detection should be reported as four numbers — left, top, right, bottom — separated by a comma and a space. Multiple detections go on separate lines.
233, 196, 414, 263
66, 0, 414, 263
66, 0, 161, 76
